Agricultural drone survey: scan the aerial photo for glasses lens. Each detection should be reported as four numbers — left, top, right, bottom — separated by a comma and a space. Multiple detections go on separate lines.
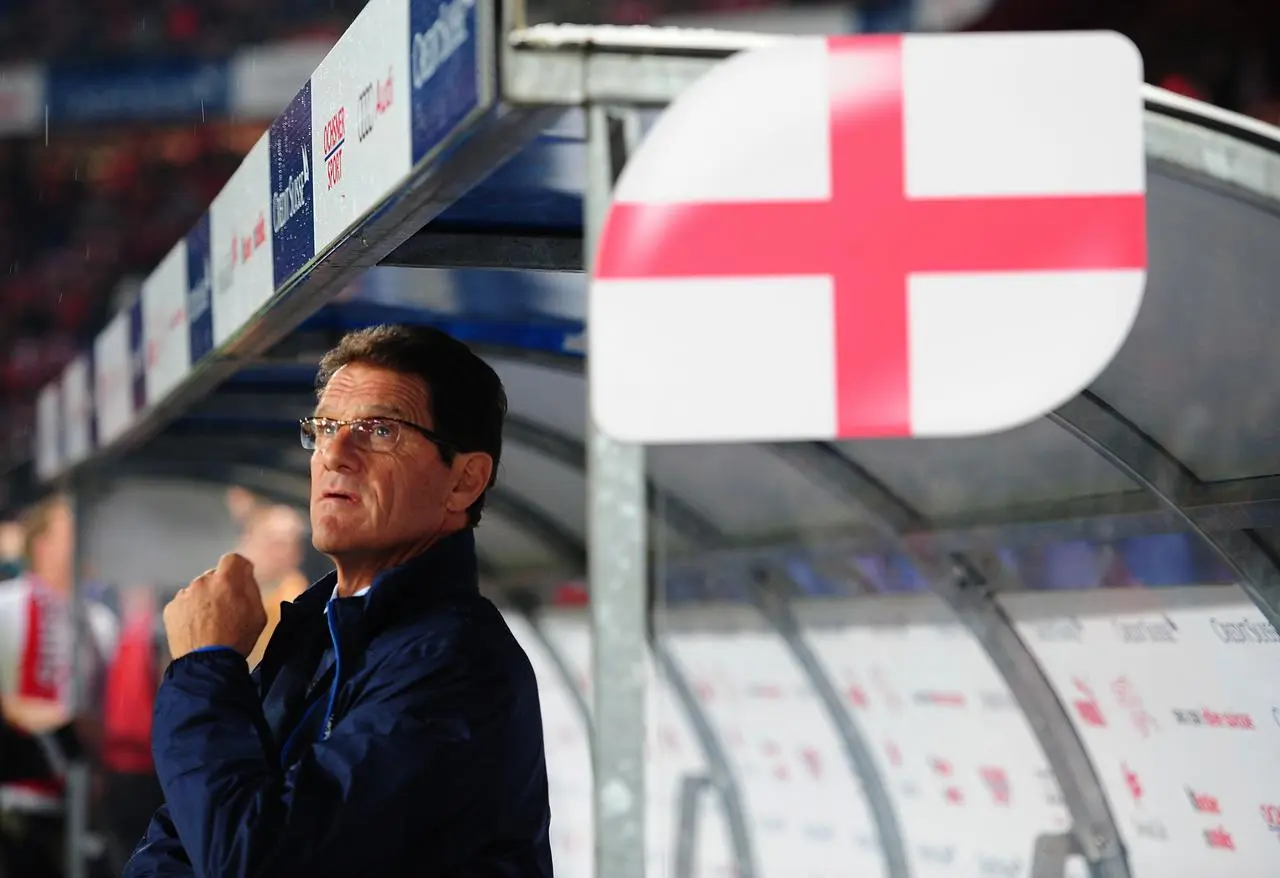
352, 419, 399, 451
299, 419, 317, 450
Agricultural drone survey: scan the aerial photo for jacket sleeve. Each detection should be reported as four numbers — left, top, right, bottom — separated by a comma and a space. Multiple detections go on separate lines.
141, 641, 519, 878
122, 805, 196, 877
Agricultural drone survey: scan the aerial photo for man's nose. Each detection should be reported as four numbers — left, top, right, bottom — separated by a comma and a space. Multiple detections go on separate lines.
318, 428, 362, 470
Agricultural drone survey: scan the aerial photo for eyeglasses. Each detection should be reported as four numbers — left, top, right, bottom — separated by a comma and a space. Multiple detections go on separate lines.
299, 416, 457, 455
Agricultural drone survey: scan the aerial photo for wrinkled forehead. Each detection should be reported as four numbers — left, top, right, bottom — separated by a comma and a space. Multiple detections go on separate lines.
317, 363, 431, 424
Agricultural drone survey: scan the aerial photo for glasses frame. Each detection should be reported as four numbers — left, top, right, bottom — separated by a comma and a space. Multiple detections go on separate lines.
299, 416, 458, 455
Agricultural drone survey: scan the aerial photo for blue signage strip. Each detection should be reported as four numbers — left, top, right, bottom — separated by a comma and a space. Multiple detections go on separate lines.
186, 212, 215, 366
46, 59, 231, 125
269, 81, 316, 289
409, 0, 483, 165
128, 300, 146, 414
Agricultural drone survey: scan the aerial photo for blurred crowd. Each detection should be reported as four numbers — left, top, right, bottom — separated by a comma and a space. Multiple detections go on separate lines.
0, 487, 310, 877
0, 0, 362, 62
1, 0, 1280, 457
0, 126, 257, 416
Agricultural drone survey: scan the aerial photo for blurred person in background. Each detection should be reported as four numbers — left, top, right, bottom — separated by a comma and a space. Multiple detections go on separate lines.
0, 520, 22, 581
98, 585, 166, 876
125, 325, 552, 878
0, 495, 117, 878
237, 504, 310, 667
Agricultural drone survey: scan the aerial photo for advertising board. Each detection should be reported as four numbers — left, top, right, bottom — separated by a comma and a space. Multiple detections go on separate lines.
210, 137, 273, 349
269, 82, 316, 289
408, 0, 494, 166
501, 612, 593, 878
93, 312, 134, 447
309, 0, 413, 252
794, 596, 1069, 878
143, 241, 190, 407
663, 623, 887, 878
45, 58, 230, 124
0, 64, 44, 136
538, 611, 739, 878
60, 355, 93, 468
1003, 585, 1280, 878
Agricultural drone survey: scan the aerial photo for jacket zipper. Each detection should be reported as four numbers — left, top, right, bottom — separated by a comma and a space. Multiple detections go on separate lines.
320, 599, 343, 741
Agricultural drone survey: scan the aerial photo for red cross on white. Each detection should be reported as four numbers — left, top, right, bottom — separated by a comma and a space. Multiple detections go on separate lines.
590, 31, 1148, 443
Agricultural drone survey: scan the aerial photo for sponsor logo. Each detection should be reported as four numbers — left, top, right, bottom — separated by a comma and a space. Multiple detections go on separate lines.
979, 766, 1010, 806
846, 683, 869, 708
799, 747, 823, 779
1072, 678, 1106, 727
1188, 788, 1221, 814
1204, 827, 1235, 851
412, 0, 473, 90
1259, 803, 1280, 836
913, 691, 966, 708
1123, 763, 1143, 802
322, 106, 346, 191
1211, 617, 1280, 644
1032, 617, 1084, 643
1115, 615, 1179, 644
1112, 676, 1158, 738
357, 68, 393, 143
929, 757, 963, 804
272, 147, 311, 234
1124, 764, 1169, 839
1173, 708, 1255, 730
918, 845, 955, 865
977, 857, 1022, 878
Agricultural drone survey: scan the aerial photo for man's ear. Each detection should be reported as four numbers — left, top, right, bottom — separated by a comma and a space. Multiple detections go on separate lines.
446, 452, 495, 514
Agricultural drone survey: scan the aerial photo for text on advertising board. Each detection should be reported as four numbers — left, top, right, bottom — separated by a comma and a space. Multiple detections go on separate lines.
269, 80, 315, 288
409, 0, 481, 165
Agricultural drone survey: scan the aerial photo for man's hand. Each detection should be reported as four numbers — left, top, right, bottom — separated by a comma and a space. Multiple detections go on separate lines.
164, 553, 267, 661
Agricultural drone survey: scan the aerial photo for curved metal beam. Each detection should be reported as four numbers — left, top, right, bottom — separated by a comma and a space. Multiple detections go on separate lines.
763, 440, 1131, 878
1050, 391, 1280, 630
751, 569, 910, 878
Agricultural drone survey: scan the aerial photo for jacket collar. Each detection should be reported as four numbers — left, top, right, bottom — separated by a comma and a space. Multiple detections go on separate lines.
288, 528, 479, 630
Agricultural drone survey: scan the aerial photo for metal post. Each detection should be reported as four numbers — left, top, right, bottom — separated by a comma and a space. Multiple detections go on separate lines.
585, 102, 647, 878
65, 473, 95, 878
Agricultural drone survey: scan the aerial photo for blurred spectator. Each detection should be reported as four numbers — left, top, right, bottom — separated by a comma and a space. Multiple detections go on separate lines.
237, 503, 310, 667
98, 585, 166, 875
0, 495, 117, 878
0, 519, 21, 580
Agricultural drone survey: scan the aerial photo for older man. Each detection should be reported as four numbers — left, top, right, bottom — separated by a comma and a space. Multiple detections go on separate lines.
124, 325, 553, 878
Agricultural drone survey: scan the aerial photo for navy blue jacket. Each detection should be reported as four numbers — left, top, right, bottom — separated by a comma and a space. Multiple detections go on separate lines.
123, 529, 553, 878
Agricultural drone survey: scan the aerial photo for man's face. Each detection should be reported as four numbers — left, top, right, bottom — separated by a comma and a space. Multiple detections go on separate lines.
309, 363, 456, 559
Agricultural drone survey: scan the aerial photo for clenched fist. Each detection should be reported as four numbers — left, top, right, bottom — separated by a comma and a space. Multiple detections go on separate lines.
164, 553, 268, 661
